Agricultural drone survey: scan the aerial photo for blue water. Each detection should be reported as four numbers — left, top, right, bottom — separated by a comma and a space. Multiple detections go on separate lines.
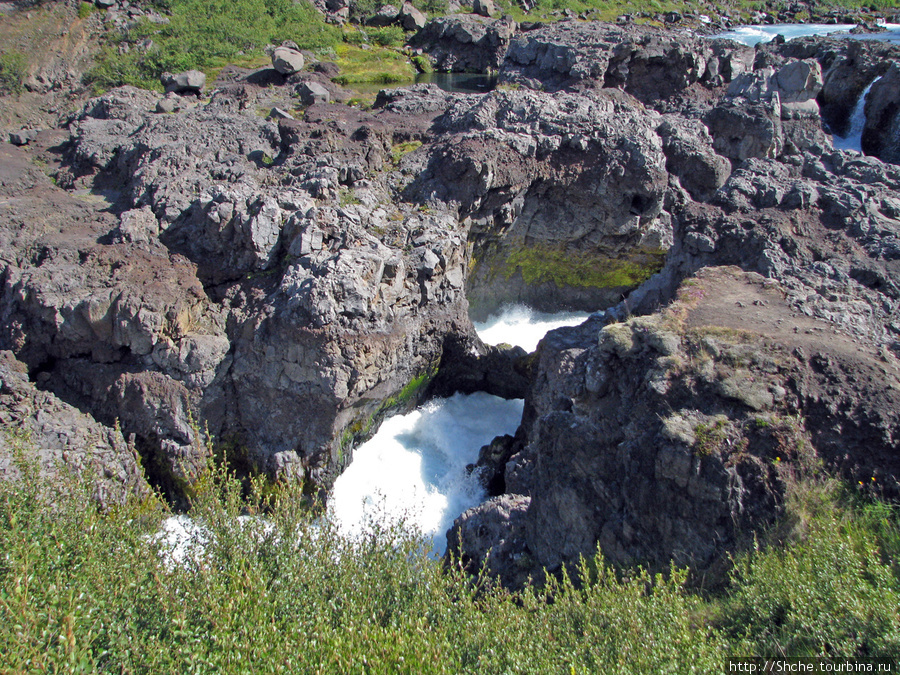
713, 23, 900, 46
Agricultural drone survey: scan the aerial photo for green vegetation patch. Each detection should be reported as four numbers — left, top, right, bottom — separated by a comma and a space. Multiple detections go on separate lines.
85, 0, 342, 92
0, 50, 27, 95
77, 1, 96, 20
338, 360, 438, 459
390, 139, 423, 165
3, 429, 900, 670
332, 42, 415, 86
504, 244, 666, 290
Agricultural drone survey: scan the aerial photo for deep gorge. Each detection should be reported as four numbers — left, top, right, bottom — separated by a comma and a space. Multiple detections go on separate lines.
2, 9, 900, 588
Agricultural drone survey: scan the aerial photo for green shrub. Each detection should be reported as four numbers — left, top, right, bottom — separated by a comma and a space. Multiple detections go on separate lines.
348, 0, 381, 22
413, 0, 448, 14
724, 485, 900, 659
0, 50, 27, 95
0, 437, 729, 673
77, 1, 95, 19
4, 426, 900, 671
367, 25, 406, 48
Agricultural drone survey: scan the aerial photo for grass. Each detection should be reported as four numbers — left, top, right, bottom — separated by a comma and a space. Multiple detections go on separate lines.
2, 427, 900, 671
77, 1, 96, 20
391, 140, 423, 165
332, 43, 416, 86
85, 0, 342, 92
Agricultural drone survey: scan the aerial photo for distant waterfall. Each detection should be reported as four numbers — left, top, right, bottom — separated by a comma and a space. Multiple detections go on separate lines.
834, 76, 883, 152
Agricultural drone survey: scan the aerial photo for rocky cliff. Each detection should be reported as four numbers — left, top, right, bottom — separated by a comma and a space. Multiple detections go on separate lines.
441, 21, 900, 586
2, 12, 900, 584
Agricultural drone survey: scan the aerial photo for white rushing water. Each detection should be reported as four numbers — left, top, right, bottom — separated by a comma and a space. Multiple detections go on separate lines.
473, 304, 592, 352
329, 306, 591, 555
329, 392, 524, 555
713, 23, 900, 46
833, 76, 883, 153
714, 23, 856, 45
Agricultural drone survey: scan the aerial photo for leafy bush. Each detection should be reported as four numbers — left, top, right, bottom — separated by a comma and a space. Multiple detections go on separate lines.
367, 25, 406, 48
0, 440, 729, 673
3, 429, 900, 671
724, 483, 900, 659
412, 54, 433, 73
0, 50, 27, 95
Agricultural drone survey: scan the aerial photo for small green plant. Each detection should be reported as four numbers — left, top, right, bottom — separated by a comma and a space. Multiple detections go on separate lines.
77, 1, 95, 19
411, 54, 433, 73
338, 186, 361, 206
694, 416, 731, 456
390, 139, 423, 165
0, 50, 27, 95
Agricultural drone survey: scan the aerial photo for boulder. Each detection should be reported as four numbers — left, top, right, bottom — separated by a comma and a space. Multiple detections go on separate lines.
446, 494, 532, 588
366, 4, 398, 27
704, 97, 783, 161
161, 70, 206, 95
774, 59, 823, 103
155, 93, 181, 113
399, 2, 426, 30
268, 106, 295, 120
297, 81, 330, 106
473, 0, 496, 17
657, 116, 731, 201
410, 15, 516, 73
272, 46, 305, 75
8, 129, 36, 146
862, 62, 900, 164
0, 351, 150, 508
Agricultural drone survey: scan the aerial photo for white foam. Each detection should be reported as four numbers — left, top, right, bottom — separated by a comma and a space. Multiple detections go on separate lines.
474, 304, 591, 352
152, 515, 209, 569
329, 392, 524, 555
151, 514, 275, 569
713, 24, 856, 46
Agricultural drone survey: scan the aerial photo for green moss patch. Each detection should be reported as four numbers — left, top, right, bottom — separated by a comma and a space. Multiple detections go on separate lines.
338, 360, 439, 459
503, 245, 666, 290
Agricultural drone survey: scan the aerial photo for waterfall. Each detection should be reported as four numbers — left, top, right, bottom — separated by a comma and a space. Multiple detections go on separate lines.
329, 392, 524, 555
329, 306, 591, 555
833, 76, 882, 153
473, 304, 592, 353
158, 307, 593, 560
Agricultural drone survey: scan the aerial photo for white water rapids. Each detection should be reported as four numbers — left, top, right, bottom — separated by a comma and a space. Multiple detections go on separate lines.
713, 23, 900, 46
155, 305, 589, 562
328, 304, 590, 555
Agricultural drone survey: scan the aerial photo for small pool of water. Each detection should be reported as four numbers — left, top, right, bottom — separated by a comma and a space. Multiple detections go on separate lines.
414, 71, 498, 93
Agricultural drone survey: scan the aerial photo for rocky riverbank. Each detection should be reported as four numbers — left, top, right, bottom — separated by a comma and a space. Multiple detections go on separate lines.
2, 10, 900, 581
